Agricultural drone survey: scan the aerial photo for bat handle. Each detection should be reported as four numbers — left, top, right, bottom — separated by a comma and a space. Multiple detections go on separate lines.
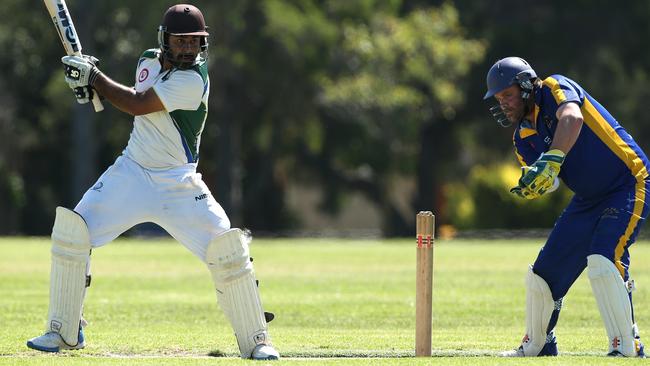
91, 91, 104, 112
70, 52, 103, 112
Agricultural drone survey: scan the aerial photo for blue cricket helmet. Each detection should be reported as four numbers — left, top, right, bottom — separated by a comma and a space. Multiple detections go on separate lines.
483, 57, 537, 100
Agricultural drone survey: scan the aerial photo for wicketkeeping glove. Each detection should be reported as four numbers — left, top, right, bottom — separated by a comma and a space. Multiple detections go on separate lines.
510, 149, 565, 200
62, 55, 102, 89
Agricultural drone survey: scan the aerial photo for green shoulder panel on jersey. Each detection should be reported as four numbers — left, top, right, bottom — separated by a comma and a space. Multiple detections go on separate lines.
140, 48, 161, 60
168, 58, 209, 163
137, 49, 161, 68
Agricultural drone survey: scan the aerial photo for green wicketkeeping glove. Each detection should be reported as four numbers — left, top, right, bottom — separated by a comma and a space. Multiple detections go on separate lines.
510, 149, 565, 200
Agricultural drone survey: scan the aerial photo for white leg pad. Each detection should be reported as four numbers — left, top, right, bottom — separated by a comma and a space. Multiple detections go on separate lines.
47, 207, 91, 346
206, 229, 269, 358
587, 254, 636, 356
523, 266, 555, 356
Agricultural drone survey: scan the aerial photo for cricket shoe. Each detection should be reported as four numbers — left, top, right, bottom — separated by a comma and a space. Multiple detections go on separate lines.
500, 342, 558, 357
251, 344, 279, 360
26, 324, 85, 353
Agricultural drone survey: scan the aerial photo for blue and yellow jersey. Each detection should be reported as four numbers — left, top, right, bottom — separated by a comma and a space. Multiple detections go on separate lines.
513, 75, 649, 199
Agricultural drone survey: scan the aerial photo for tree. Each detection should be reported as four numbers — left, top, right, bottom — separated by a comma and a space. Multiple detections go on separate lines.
312, 4, 485, 234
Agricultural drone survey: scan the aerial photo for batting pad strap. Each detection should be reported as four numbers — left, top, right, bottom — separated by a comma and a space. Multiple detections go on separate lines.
523, 266, 555, 356
587, 254, 636, 356
48, 207, 91, 346
206, 229, 269, 358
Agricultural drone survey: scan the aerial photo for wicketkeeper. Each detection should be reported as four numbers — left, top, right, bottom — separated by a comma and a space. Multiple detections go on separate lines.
26, 4, 279, 360
484, 56, 649, 357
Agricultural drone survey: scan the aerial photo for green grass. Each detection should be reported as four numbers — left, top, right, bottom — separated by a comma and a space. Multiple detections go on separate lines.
1, 236, 649, 365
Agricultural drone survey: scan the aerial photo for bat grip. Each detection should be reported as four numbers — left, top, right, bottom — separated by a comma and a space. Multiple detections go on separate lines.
91, 92, 104, 112
70, 51, 103, 112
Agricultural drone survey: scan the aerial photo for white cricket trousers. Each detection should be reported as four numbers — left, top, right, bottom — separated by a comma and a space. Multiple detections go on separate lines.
74, 155, 231, 261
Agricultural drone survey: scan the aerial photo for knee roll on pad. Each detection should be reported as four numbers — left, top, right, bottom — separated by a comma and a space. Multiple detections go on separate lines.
587, 254, 637, 357
206, 229, 269, 358
207, 229, 253, 284
48, 207, 91, 346
523, 266, 555, 356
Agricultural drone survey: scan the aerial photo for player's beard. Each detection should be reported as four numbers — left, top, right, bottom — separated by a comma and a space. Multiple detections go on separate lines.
166, 50, 198, 70
505, 97, 534, 124
500, 105, 522, 124
179, 52, 196, 63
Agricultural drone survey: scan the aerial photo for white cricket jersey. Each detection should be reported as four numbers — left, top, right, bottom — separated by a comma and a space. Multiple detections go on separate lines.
123, 49, 210, 169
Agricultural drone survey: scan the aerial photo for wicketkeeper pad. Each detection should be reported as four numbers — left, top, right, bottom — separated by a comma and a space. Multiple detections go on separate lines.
47, 207, 91, 346
588, 254, 638, 356
206, 229, 269, 358
523, 266, 555, 356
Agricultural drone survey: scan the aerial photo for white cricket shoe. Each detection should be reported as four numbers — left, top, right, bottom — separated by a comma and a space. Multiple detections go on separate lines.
251, 344, 279, 360
26, 329, 85, 353
500, 341, 558, 357
500, 347, 525, 357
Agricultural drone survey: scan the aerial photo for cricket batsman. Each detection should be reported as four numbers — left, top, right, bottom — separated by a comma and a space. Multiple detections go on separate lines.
26, 4, 279, 360
484, 56, 649, 357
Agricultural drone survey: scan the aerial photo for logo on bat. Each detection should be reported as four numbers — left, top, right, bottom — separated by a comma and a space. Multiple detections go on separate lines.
56, 3, 80, 53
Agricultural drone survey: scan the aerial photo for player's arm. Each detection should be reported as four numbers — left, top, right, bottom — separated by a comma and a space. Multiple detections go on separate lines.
549, 102, 583, 154
92, 73, 165, 116
510, 128, 560, 199
61, 54, 164, 116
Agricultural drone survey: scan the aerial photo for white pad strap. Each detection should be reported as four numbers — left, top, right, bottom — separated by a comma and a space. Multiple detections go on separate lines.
48, 207, 91, 346
206, 229, 269, 358
587, 254, 637, 356
523, 266, 554, 356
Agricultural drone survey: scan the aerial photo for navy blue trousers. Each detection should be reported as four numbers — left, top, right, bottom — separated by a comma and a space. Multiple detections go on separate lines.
533, 181, 649, 308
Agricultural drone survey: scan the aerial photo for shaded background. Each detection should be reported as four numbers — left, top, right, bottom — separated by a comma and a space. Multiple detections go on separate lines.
1, 0, 649, 237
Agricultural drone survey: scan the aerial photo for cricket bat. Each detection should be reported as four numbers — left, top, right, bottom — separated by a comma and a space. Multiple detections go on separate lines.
44, 0, 104, 112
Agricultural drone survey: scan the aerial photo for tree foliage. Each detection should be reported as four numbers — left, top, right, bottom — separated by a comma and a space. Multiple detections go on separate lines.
1, 0, 648, 235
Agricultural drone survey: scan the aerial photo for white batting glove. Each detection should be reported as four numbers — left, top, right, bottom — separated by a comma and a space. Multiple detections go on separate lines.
62, 55, 102, 89
71, 86, 94, 104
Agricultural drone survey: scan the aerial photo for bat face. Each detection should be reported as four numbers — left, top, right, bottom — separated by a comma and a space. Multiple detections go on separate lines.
44, 0, 81, 55
56, 3, 80, 53
44, 0, 104, 112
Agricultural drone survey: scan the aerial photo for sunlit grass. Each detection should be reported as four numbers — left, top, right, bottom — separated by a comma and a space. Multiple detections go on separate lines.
1, 237, 649, 365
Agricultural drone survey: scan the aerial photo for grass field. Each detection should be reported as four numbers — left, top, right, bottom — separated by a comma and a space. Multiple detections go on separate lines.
1, 236, 649, 365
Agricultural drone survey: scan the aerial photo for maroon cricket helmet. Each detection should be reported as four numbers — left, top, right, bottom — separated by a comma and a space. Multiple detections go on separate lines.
160, 4, 209, 36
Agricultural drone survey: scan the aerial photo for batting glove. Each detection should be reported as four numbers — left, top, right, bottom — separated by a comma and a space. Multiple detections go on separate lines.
510, 149, 565, 199
71, 86, 94, 105
62, 55, 102, 89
